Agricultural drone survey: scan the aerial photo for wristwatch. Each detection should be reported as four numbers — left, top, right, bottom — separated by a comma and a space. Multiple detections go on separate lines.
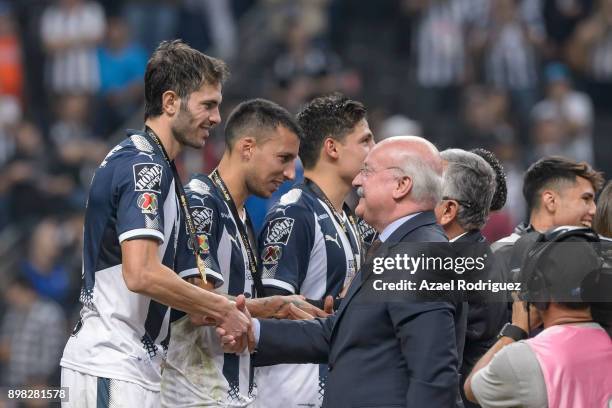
497, 323, 528, 341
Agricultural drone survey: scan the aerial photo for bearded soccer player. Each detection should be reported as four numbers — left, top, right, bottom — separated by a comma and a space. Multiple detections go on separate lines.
60, 41, 250, 407
254, 94, 376, 408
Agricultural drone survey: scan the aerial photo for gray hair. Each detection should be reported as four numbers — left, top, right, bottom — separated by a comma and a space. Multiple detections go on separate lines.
440, 149, 497, 230
395, 152, 443, 207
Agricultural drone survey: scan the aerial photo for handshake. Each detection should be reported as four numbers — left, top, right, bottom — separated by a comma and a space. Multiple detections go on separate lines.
192, 295, 335, 354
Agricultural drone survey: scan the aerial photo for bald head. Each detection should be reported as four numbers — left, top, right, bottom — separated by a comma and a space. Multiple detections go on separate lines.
371, 136, 443, 207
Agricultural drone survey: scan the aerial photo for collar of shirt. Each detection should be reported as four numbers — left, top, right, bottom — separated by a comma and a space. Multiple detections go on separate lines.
449, 231, 468, 242
379, 212, 421, 242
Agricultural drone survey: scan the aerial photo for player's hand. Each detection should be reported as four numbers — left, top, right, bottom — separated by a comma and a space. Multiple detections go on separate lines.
189, 314, 217, 326
287, 303, 315, 320
216, 295, 251, 343
273, 295, 329, 319
323, 295, 335, 314
217, 297, 256, 354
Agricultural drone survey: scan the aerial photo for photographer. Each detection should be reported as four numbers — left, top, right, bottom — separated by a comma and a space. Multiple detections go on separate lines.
464, 227, 612, 408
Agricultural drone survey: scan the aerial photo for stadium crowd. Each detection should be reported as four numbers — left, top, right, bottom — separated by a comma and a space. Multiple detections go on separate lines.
0, 0, 611, 407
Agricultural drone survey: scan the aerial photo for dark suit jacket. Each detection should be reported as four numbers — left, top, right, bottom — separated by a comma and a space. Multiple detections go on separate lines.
254, 212, 460, 408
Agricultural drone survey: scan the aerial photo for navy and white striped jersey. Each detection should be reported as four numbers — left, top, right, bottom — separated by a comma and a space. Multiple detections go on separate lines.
254, 184, 374, 408
161, 175, 255, 407
60, 131, 181, 391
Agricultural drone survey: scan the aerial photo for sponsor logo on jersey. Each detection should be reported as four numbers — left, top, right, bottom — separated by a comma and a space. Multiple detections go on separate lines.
192, 206, 213, 234
264, 217, 295, 245
358, 218, 377, 245
262, 245, 282, 265
137, 192, 158, 215
133, 163, 163, 193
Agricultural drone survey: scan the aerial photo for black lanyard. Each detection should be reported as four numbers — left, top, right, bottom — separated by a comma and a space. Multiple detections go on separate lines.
209, 168, 266, 297
143, 127, 208, 283
303, 178, 363, 266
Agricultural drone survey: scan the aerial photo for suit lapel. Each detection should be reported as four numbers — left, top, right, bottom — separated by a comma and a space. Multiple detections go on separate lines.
330, 212, 438, 339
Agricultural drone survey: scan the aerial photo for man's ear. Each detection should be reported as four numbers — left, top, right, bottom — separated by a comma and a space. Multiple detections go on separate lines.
392, 175, 412, 200
438, 200, 458, 227
540, 190, 557, 214
236, 136, 256, 161
323, 137, 340, 160
162, 90, 179, 116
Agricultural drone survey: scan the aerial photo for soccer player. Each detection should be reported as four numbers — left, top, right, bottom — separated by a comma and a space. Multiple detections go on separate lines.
60, 40, 250, 407
161, 98, 323, 407
254, 94, 375, 408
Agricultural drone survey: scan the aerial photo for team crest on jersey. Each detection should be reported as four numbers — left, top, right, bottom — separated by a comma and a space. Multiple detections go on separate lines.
188, 234, 210, 254
264, 217, 294, 245
262, 245, 282, 265
137, 192, 158, 215
358, 218, 377, 245
187, 178, 211, 196
133, 163, 163, 193
192, 206, 213, 234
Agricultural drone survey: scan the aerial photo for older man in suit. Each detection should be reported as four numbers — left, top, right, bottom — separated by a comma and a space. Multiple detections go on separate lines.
221, 136, 461, 408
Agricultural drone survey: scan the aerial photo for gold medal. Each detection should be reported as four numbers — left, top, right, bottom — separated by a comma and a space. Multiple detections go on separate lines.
196, 254, 207, 284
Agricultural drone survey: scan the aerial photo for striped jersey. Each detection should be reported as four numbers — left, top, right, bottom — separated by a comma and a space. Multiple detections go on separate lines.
161, 175, 256, 407
254, 184, 376, 408
60, 131, 181, 391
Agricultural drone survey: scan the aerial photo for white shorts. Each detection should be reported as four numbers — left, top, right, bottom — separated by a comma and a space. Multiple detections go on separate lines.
61, 368, 160, 408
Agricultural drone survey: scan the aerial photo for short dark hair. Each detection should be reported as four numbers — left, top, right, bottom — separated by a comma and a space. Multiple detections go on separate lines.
144, 40, 229, 120
523, 156, 604, 213
471, 148, 507, 211
296, 93, 367, 169
224, 99, 302, 149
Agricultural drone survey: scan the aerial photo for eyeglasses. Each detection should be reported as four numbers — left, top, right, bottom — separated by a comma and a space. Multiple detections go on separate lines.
441, 196, 473, 209
359, 165, 404, 178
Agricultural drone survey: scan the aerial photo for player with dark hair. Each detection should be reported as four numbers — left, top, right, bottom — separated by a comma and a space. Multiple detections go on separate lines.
492, 156, 604, 283
161, 98, 325, 407
60, 40, 251, 407
254, 93, 375, 408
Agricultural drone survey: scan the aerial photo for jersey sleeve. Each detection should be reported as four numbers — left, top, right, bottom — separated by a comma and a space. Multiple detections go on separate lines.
115, 154, 167, 243
175, 191, 224, 287
258, 204, 315, 294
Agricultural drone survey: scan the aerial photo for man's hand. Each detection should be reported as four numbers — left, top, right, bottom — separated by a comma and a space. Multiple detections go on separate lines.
511, 293, 543, 333
323, 295, 335, 314
287, 303, 315, 320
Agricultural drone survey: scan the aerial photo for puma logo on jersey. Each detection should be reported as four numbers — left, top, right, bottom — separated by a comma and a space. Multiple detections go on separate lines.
274, 206, 288, 216
325, 233, 341, 248
137, 151, 155, 161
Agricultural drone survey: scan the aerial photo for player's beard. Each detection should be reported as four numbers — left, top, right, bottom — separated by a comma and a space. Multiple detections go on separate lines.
171, 104, 204, 149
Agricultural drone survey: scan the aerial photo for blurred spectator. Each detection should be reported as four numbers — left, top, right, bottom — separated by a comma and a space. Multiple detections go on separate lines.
0, 276, 66, 387
270, 16, 342, 111
594, 181, 612, 237
460, 85, 516, 150
409, 0, 480, 121
49, 94, 108, 194
568, 0, 612, 111
40, 0, 106, 95
122, 0, 178, 52
543, 0, 594, 60
472, 0, 545, 127
0, 121, 76, 222
0, 4, 23, 101
377, 114, 422, 140
96, 15, 146, 134
181, 0, 238, 61
531, 62, 594, 163
19, 218, 72, 306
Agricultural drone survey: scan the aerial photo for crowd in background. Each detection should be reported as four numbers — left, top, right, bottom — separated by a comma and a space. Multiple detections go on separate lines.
0, 0, 611, 395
